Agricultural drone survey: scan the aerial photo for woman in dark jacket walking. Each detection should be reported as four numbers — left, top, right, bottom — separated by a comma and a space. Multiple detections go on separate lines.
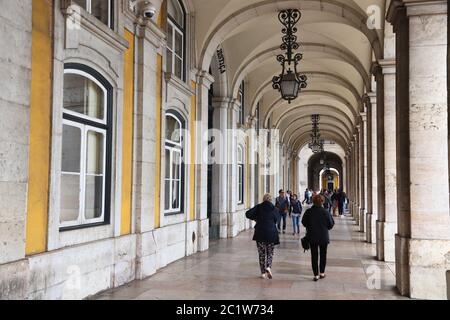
302, 194, 335, 281
246, 193, 280, 279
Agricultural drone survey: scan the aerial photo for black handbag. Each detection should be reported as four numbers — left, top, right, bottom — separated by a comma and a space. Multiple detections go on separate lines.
301, 236, 310, 252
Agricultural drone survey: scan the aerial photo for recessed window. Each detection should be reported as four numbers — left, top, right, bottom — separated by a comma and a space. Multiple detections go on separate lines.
166, 0, 185, 80
60, 65, 112, 229
73, 0, 113, 29
255, 102, 260, 135
238, 81, 245, 125
164, 112, 185, 214
237, 145, 244, 205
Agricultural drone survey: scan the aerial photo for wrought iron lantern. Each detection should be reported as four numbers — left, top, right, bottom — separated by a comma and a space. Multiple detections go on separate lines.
309, 114, 323, 153
272, 9, 307, 103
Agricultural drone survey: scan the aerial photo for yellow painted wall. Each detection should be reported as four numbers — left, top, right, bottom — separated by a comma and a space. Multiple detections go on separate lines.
25, 0, 53, 256
189, 81, 196, 221
154, 54, 163, 229
120, 29, 135, 235
157, 1, 166, 28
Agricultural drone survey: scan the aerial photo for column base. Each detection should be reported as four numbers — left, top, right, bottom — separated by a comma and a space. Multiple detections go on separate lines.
359, 209, 366, 233
395, 234, 450, 300
211, 212, 228, 239
366, 213, 375, 244
375, 220, 396, 262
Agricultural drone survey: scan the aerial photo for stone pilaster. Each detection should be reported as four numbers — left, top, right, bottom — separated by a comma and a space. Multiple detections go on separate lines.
227, 99, 240, 238
368, 92, 378, 244
210, 97, 231, 239
195, 70, 215, 250
380, 59, 397, 262
388, 0, 450, 299
359, 114, 367, 233
372, 62, 387, 257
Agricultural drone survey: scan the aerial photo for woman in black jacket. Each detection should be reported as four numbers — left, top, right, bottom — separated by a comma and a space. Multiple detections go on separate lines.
302, 194, 335, 281
246, 193, 280, 279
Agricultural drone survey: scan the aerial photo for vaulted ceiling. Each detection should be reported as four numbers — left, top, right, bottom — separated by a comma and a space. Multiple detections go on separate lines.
191, 0, 390, 156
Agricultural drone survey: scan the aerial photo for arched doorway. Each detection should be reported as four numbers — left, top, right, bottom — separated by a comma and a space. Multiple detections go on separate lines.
308, 152, 343, 192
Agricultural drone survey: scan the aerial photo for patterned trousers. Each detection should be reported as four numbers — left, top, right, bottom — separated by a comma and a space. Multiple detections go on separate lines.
256, 242, 275, 274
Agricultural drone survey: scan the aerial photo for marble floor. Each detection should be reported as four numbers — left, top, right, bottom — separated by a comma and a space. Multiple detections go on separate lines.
93, 214, 408, 300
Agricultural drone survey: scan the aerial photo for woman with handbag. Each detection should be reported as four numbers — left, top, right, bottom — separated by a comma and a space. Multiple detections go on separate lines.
302, 194, 335, 281
246, 194, 280, 280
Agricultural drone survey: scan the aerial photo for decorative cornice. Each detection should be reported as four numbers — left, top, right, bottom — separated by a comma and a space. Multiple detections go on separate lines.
136, 19, 167, 49
404, 0, 448, 16
165, 73, 195, 97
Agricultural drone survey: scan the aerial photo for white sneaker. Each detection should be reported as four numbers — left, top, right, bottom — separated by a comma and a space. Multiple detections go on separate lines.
261, 273, 268, 279
266, 268, 273, 279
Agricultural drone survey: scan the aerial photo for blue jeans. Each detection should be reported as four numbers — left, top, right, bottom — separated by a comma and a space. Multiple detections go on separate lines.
277, 213, 287, 231
292, 215, 300, 234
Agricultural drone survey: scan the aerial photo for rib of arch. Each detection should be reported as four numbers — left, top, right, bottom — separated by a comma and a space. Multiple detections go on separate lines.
263, 90, 358, 127
233, 43, 370, 101
274, 104, 354, 133
281, 115, 352, 143
249, 70, 363, 118
199, 0, 382, 72
287, 124, 349, 148
293, 131, 348, 153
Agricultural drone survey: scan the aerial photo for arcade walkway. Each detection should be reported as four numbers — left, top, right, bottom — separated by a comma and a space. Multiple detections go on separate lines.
93, 215, 407, 300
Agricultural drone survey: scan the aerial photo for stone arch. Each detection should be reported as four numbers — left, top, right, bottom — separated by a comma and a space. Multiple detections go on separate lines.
198, 0, 382, 71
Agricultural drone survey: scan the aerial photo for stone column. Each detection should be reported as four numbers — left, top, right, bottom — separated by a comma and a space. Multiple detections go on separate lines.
195, 70, 215, 250
226, 99, 239, 238
354, 131, 360, 225
372, 63, 387, 256
359, 115, 367, 233
211, 97, 230, 239
381, 59, 397, 262
365, 96, 373, 242
349, 142, 355, 219
368, 92, 378, 244
388, 0, 450, 299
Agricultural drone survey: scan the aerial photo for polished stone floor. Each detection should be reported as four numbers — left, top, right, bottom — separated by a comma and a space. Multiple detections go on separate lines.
93, 214, 407, 300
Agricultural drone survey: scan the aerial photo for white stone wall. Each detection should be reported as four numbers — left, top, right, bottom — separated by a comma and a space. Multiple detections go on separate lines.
0, 0, 32, 265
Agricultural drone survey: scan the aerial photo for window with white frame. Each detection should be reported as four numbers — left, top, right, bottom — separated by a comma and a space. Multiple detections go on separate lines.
60, 65, 112, 229
166, 0, 185, 80
237, 145, 244, 205
73, 0, 113, 29
164, 112, 185, 214
238, 81, 245, 125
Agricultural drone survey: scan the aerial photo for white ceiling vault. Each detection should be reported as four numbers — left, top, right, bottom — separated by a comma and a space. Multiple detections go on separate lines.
190, 0, 389, 154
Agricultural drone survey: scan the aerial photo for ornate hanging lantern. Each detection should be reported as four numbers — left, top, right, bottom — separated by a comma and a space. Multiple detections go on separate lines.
272, 9, 307, 103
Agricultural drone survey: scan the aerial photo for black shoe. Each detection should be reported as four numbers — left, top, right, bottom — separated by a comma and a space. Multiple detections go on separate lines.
313, 276, 320, 282
320, 274, 326, 279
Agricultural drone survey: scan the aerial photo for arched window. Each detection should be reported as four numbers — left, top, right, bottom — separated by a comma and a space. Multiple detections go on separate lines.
166, 0, 186, 80
73, 0, 114, 29
60, 64, 112, 229
237, 145, 244, 205
164, 111, 185, 214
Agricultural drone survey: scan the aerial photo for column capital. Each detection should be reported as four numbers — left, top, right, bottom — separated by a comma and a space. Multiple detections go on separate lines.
228, 98, 241, 112
371, 61, 382, 78
196, 70, 215, 88
379, 59, 396, 75
212, 96, 233, 109
360, 112, 367, 122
